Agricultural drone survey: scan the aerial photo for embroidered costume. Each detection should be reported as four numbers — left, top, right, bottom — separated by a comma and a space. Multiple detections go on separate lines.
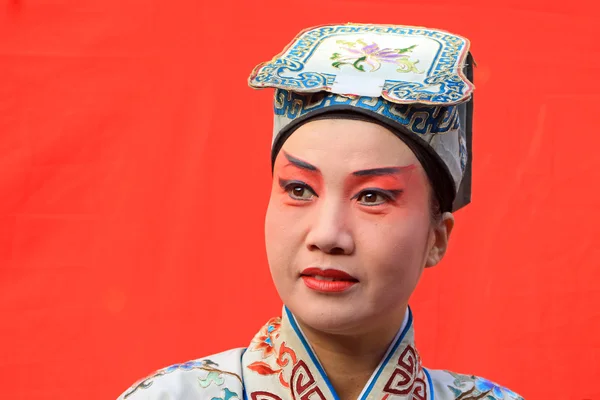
118, 24, 522, 400
119, 308, 522, 400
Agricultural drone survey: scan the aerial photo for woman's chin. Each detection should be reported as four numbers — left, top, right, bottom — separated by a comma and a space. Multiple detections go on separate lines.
285, 297, 371, 336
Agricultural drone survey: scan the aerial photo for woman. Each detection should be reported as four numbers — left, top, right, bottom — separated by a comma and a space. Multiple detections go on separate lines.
118, 24, 523, 400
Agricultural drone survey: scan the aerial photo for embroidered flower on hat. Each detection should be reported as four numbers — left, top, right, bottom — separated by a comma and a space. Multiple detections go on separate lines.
330, 39, 423, 73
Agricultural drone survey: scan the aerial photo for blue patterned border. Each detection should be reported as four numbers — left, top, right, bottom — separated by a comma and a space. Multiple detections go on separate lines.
274, 89, 460, 135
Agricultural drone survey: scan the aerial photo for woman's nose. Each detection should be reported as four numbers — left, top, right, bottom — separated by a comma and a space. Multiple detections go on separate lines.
304, 202, 355, 255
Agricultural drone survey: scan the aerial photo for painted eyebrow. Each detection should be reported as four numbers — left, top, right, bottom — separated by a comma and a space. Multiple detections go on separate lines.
283, 151, 320, 173
352, 165, 414, 176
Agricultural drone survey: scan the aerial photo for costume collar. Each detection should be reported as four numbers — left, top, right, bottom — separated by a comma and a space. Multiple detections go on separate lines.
242, 306, 434, 400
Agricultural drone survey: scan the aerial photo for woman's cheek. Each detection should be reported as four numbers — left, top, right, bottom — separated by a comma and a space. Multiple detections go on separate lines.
354, 203, 394, 216
353, 199, 410, 219
267, 201, 302, 243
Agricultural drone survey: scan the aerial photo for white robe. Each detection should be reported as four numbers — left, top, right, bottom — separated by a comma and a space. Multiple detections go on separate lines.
118, 307, 523, 400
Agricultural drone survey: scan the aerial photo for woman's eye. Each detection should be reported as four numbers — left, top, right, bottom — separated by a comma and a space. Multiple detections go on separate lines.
286, 184, 315, 201
356, 191, 391, 206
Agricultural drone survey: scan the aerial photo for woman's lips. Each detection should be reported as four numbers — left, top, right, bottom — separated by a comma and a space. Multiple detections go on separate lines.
300, 268, 358, 293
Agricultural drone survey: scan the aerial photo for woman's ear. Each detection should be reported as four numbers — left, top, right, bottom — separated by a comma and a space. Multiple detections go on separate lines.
426, 212, 455, 267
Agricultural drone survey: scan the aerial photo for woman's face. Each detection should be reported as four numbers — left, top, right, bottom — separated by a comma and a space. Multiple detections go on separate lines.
265, 118, 446, 335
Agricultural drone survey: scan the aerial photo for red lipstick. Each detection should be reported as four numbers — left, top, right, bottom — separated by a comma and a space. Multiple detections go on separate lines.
300, 268, 358, 293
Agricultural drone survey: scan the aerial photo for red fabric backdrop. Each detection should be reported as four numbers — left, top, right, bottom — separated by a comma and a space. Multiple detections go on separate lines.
1, 1, 599, 399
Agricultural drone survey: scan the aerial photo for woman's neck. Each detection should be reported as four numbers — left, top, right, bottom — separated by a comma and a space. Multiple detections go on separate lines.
296, 308, 408, 399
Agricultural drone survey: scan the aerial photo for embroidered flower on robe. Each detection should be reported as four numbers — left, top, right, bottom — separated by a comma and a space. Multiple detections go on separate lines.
164, 360, 217, 372
475, 377, 519, 399
123, 359, 219, 398
247, 342, 297, 388
249, 317, 281, 358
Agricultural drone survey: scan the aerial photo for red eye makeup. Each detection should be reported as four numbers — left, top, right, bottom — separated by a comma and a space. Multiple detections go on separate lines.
345, 164, 415, 207
273, 151, 416, 209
